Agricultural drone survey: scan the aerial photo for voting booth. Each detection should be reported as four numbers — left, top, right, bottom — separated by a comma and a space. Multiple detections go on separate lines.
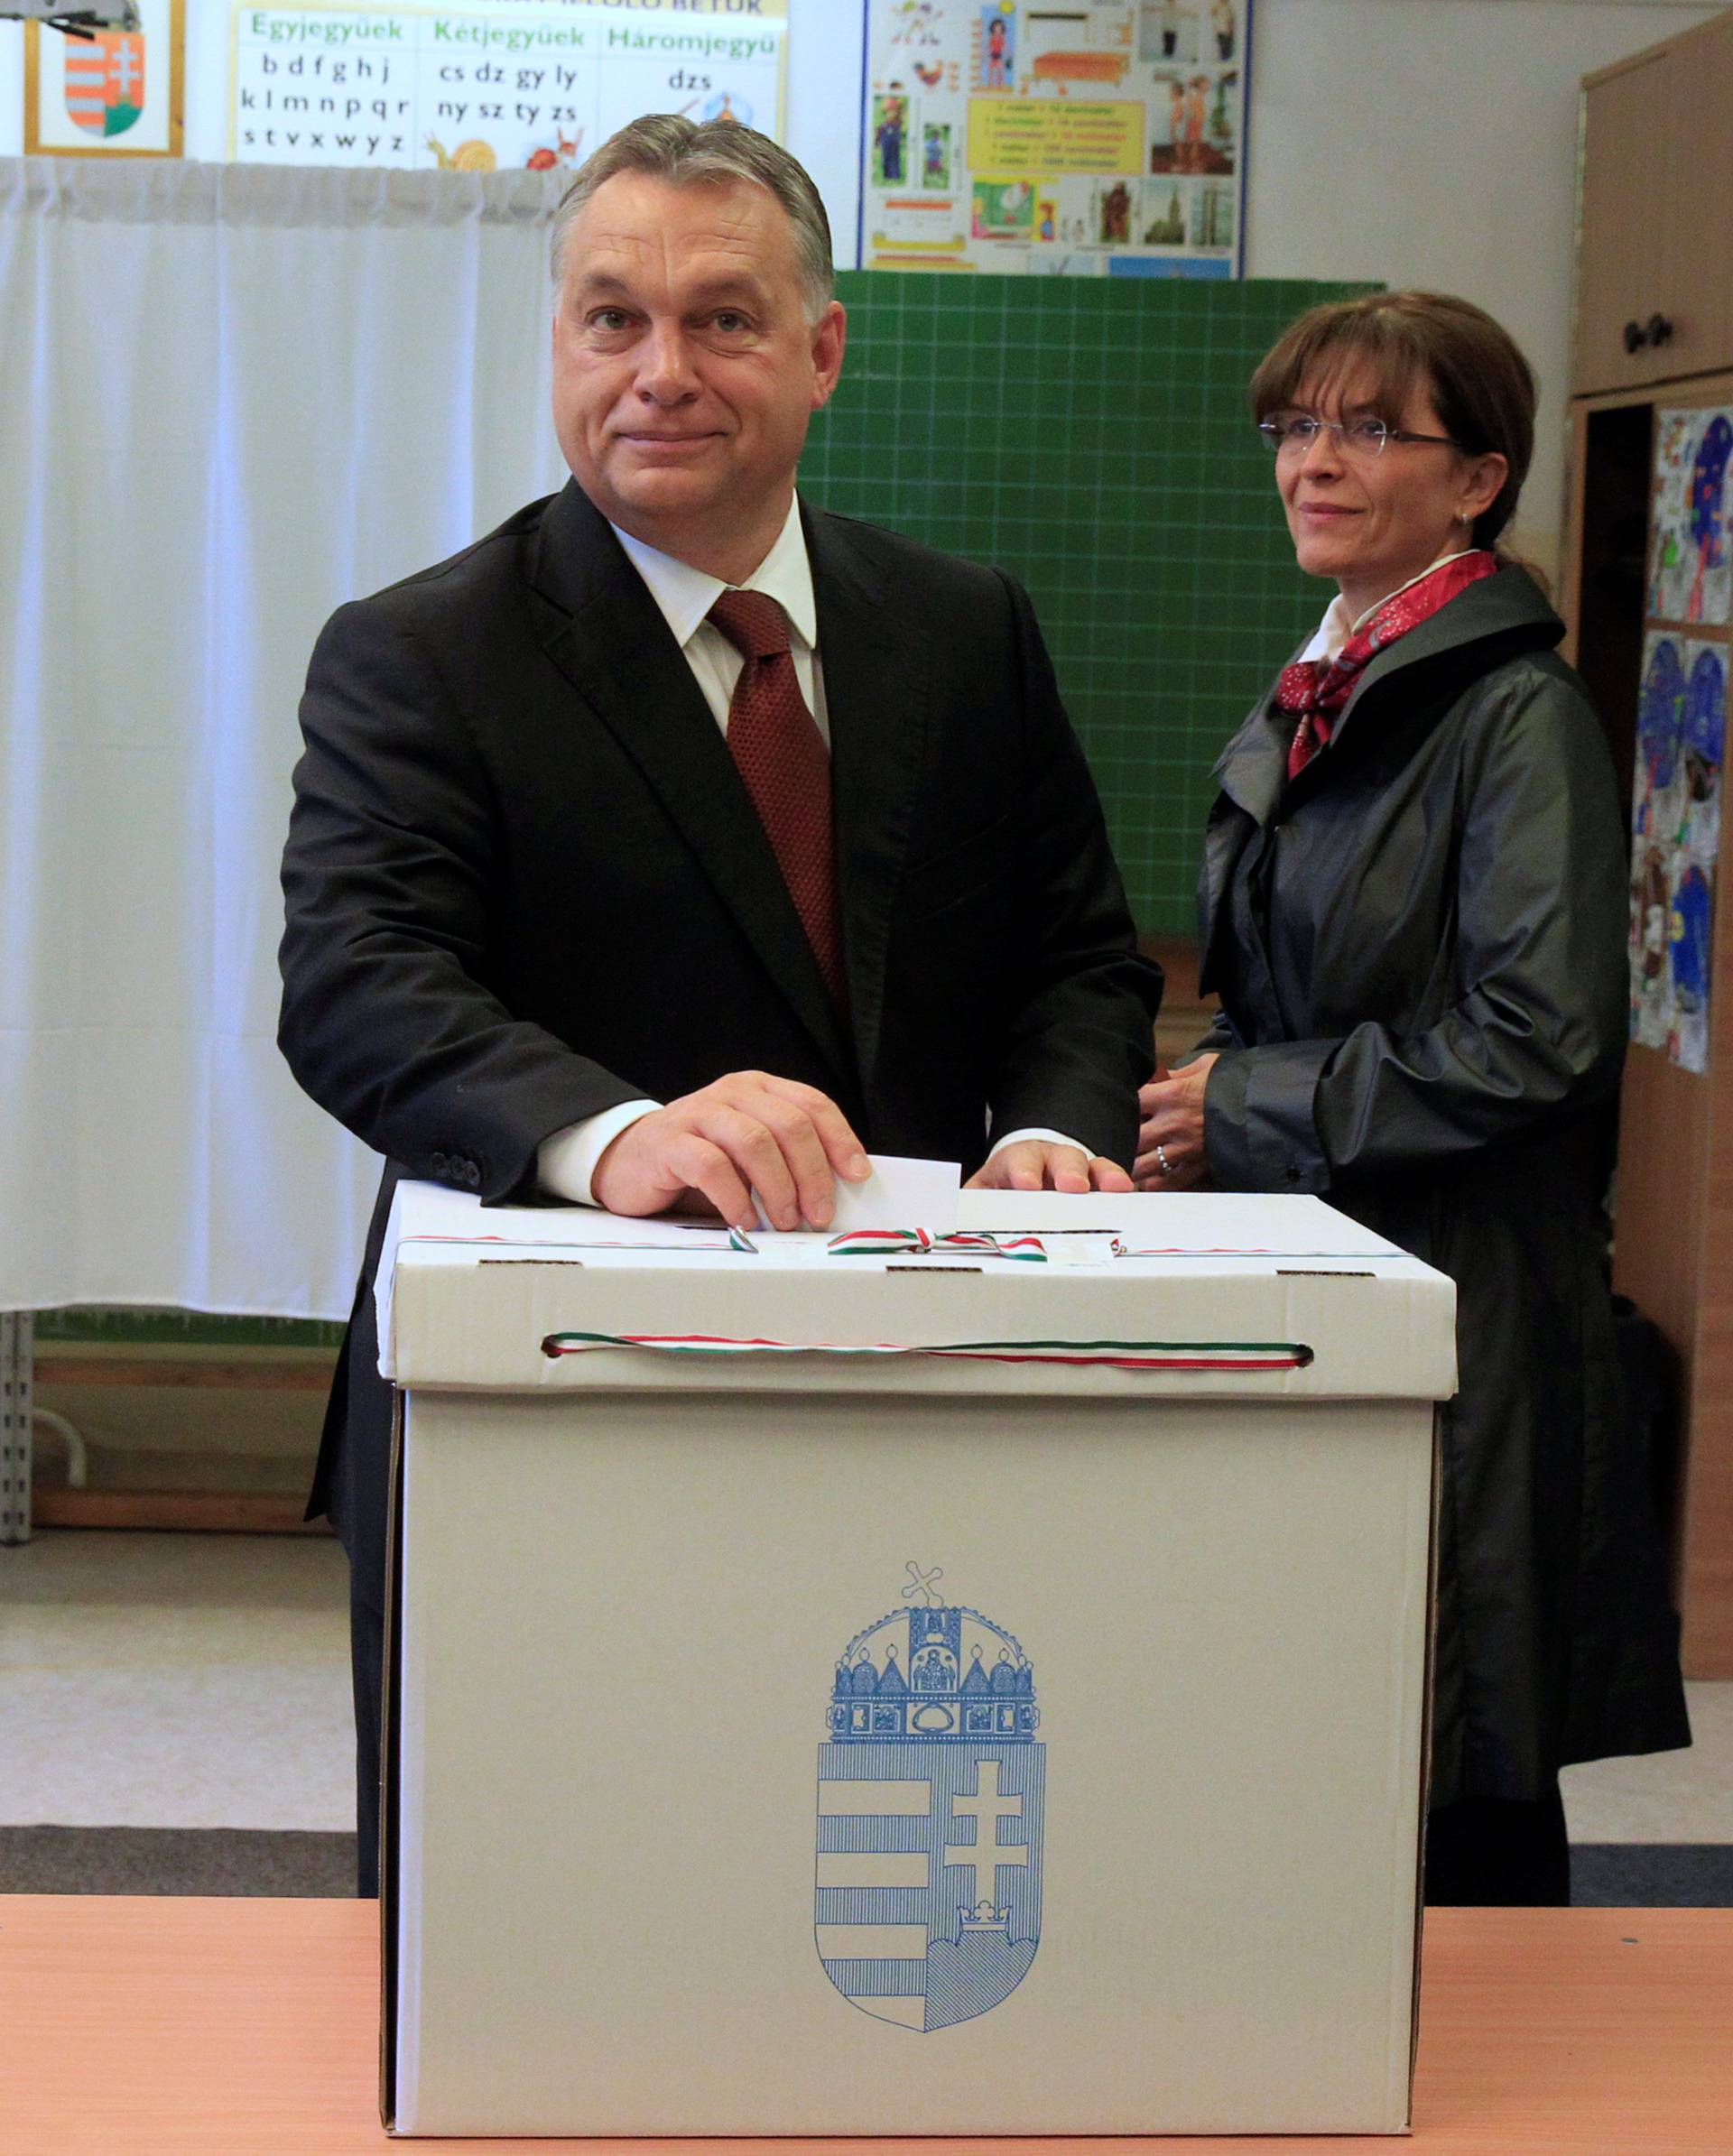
376, 1184, 1455, 2138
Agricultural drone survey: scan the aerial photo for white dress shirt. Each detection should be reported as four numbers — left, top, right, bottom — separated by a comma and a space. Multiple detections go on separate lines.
611, 492, 827, 740
537, 495, 1090, 1205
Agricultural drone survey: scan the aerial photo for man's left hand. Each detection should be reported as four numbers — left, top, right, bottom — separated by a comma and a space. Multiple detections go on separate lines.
965, 1142, 1134, 1194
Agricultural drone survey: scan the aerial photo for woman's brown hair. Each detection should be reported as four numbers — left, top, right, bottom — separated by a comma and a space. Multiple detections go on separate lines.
1248, 291, 1537, 553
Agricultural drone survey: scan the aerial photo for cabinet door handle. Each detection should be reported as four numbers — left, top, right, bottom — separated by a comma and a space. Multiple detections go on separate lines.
1647, 312, 1675, 348
1624, 318, 1648, 353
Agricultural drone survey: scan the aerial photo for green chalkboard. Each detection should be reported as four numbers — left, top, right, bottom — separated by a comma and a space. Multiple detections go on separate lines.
803, 272, 1379, 937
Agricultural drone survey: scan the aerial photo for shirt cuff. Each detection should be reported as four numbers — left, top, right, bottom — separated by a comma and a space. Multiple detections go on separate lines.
537, 1101, 662, 1206
986, 1126, 1093, 1163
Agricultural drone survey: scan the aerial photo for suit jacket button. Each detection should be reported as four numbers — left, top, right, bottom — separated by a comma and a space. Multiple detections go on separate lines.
431, 1152, 449, 1174
466, 1162, 481, 1189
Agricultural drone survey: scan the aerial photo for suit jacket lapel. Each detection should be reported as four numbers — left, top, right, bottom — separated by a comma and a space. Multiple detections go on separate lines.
805, 504, 924, 1096
526, 483, 854, 1079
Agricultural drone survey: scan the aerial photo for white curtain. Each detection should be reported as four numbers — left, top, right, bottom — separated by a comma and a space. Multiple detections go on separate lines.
0, 156, 570, 1318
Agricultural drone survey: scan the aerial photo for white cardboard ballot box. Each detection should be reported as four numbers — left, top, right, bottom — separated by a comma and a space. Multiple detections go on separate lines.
376, 1186, 1455, 2139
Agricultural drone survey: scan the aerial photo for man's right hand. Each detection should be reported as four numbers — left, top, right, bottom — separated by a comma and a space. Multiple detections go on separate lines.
590, 1072, 871, 1231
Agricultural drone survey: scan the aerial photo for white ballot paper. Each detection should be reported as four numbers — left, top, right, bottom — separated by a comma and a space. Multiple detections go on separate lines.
808, 1152, 959, 1235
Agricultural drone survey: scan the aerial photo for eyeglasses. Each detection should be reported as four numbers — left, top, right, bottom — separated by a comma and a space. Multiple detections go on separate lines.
1256, 412, 1460, 458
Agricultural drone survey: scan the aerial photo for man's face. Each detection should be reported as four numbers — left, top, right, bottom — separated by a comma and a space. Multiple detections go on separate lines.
551, 171, 846, 561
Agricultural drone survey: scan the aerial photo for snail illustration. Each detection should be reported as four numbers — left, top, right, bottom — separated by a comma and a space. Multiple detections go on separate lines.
426, 136, 497, 172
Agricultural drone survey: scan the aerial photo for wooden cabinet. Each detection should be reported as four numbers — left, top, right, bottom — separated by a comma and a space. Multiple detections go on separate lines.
1575, 19, 1733, 397
1562, 371, 1733, 1677
1571, 17, 1733, 1670
1577, 51, 1682, 394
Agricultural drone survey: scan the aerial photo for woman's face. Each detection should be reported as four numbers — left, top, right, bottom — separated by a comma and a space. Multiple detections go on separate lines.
1273, 365, 1507, 614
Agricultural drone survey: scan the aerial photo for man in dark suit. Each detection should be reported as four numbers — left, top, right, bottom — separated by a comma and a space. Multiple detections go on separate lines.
279, 116, 1161, 1892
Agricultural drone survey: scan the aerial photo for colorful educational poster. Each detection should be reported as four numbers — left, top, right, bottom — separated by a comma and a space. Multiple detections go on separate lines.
1648, 406, 1733, 625
862, 0, 1248, 277
1629, 630, 1725, 1071
24, 0, 185, 157
228, 0, 787, 171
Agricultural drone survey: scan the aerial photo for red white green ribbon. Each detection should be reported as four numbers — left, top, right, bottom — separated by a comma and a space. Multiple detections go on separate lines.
826, 1228, 1053, 1261
540, 1331, 1312, 1373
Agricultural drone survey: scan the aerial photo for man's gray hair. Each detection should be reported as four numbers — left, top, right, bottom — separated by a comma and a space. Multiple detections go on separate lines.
550, 116, 835, 322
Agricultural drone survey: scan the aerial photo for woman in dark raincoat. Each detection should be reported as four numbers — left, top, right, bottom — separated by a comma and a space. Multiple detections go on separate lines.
1136, 292, 1689, 1905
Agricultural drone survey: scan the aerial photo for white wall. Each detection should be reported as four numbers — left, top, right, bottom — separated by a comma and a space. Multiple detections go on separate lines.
1244, 0, 1722, 573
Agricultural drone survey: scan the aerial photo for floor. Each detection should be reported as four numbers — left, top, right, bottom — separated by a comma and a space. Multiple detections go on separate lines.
2, 1530, 1730, 1897
0, 1531, 353, 1833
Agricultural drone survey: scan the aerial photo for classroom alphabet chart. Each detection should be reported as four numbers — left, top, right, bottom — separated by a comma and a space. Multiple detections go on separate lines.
230, 0, 786, 171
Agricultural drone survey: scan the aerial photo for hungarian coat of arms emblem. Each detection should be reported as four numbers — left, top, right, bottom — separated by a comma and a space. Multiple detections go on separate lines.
816, 1568, 1043, 2032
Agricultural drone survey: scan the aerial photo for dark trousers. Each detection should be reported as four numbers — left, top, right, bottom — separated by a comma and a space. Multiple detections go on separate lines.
1424, 1782, 1571, 1905
349, 1574, 385, 1899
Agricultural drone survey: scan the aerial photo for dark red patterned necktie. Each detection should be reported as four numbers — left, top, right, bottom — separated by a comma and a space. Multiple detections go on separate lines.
708, 588, 844, 1002
1277, 551, 1500, 779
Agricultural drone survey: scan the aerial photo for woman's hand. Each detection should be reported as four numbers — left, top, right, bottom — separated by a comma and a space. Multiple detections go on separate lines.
1134, 1052, 1219, 1190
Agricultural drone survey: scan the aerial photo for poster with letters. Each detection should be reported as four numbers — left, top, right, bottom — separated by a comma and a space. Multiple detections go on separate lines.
228, 0, 787, 173
861, 0, 1248, 277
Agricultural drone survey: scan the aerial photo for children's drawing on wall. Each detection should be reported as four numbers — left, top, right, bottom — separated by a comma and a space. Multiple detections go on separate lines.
1650, 408, 1733, 624
1673, 639, 1726, 1070
1688, 412, 1733, 625
1630, 633, 1687, 1051
873, 90, 910, 185
1631, 842, 1673, 1050
1635, 631, 1685, 848
922, 121, 952, 189
1629, 631, 1723, 1069
1648, 409, 1698, 621
1683, 641, 1726, 860
978, 2, 1016, 88
1669, 853, 1714, 1072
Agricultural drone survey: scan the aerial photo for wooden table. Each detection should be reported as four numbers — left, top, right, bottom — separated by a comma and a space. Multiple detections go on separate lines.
3, 1899, 1730, 2152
